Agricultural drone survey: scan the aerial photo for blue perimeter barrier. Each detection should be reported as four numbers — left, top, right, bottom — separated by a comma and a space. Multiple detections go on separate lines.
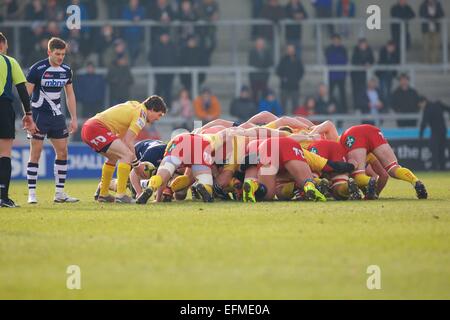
11, 129, 449, 179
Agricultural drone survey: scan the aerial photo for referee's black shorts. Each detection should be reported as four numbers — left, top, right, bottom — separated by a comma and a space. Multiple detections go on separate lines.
0, 98, 16, 139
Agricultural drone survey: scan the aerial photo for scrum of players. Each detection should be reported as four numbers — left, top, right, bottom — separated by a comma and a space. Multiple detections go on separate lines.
92, 110, 428, 204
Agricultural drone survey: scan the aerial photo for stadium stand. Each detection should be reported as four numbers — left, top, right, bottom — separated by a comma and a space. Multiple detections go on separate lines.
1, 0, 449, 141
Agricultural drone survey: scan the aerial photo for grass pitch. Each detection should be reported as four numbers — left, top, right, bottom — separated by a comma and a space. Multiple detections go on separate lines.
1, 172, 449, 300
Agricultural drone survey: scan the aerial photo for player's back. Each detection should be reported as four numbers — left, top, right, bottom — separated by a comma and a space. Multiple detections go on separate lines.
93, 101, 147, 137
134, 139, 167, 166
308, 140, 347, 162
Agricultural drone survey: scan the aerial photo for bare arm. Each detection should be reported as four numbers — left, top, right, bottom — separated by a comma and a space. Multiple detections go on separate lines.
309, 120, 339, 141
26, 82, 35, 96
122, 129, 138, 154
289, 133, 321, 143
130, 169, 143, 197
64, 83, 78, 133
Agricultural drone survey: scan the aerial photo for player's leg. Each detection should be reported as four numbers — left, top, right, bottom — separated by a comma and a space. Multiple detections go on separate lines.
346, 148, 377, 200
284, 160, 326, 202
373, 144, 427, 199
213, 165, 238, 199
27, 137, 44, 204
256, 171, 277, 201
366, 159, 389, 196
0, 101, 18, 207
0, 139, 16, 207
81, 119, 119, 202
192, 164, 214, 202
138, 155, 182, 203
330, 174, 361, 200
275, 181, 295, 200
50, 137, 79, 203
103, 139, 135, 203
95, 159, 117, 202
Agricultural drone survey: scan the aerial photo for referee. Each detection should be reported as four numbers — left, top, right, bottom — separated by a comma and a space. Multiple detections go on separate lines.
0, 32, 37, 207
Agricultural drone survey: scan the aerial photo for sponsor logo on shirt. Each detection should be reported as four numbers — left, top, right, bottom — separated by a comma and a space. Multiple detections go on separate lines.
42, 79, 69, 88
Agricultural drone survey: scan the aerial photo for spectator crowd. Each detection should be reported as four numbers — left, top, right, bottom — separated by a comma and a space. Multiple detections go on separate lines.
0, 0, 447, 131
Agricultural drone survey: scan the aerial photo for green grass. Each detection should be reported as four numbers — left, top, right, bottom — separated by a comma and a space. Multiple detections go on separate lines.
1, 172, 450, 299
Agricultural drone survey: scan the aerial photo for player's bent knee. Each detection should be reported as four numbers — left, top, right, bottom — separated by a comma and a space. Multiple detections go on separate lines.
159, 156, 182, 176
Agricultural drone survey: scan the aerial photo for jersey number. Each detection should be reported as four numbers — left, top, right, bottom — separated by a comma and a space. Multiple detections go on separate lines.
90, 135, 107, 146
292, 147, 304, 157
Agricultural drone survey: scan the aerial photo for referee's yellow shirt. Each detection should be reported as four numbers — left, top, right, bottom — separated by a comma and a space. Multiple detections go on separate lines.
0, 54, 26, 100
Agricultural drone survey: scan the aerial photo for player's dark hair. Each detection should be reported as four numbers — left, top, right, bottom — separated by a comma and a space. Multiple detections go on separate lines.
142, 95, 167, 113
0, 32, 7, 44
48, 37, 67, 51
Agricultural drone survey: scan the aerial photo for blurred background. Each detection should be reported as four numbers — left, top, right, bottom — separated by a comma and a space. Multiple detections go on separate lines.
1, 0, 449, 175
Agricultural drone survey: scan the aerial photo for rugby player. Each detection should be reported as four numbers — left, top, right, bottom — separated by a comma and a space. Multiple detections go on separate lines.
93, 139, 167, 200
243, 136, 327, 202
26, 37, 79, 204
0, 32, 37, 207
340, 124, 428, 199
81, 96, 167, 203
306, 140, 361, 200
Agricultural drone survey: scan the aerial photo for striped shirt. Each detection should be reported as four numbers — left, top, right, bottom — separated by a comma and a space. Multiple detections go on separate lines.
26, 59, 72, 116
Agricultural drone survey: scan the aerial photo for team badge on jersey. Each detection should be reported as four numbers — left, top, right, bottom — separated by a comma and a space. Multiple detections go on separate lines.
346, 136, 356, 148
165, 142, 177, 155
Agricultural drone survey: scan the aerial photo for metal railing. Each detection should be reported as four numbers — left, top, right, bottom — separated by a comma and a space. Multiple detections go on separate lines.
74, 64, 450, 103
279, 18, 449, 66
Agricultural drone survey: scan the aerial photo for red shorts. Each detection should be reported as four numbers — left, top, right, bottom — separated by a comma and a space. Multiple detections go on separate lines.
308, 140, 347, 163
165, 133, 213, 167
81, 119, 118, 153
258, 137, 306, 172
340, 125, 388, 153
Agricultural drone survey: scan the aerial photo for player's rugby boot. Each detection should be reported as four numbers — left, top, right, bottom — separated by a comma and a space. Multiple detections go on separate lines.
243, 179, 258, 203
97, 194, 116, 203
162, 187, 174, 202
136, 188, 153, 205
213, 183, 231, 200
28, 194, 38, 204
316, 178, 332, 199
304, 182, 327, 202
293, 188, 307, 201
364, 177, 378, 200
414, 181, 428, 199
115, 194, 136, 204
0, 198, 20, 208
54, 192, 79, 203
94, 183, 101, 201
193, 182, 214, 203
191, 185, 201, 200
348, 178, 362, 200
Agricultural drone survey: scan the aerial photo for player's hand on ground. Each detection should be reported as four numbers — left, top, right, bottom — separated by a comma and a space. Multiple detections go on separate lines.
69, 118, 78, 134
22, 115, 38, 135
